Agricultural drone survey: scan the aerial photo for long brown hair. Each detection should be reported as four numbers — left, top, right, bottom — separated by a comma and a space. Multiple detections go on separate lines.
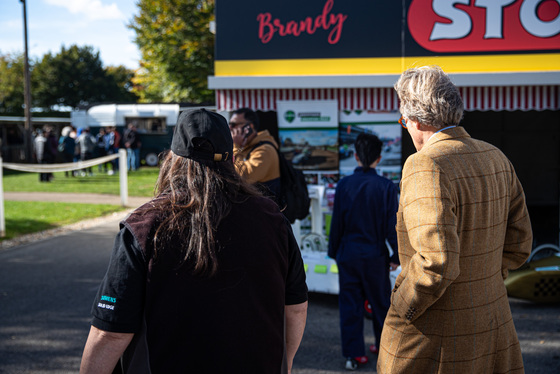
145, 150, 260, 276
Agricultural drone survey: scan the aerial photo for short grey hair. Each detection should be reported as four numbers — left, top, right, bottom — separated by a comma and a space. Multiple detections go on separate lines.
394, 65, 464, 129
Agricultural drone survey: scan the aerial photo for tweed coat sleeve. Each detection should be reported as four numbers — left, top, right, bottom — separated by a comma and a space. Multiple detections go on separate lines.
392, 152, 461, 324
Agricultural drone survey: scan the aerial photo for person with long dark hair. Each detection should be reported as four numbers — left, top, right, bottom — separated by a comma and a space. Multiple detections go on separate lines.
80, 109, 308, 374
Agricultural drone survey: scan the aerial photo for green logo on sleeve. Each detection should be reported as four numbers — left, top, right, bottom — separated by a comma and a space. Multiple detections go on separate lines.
100, 295, 116, 303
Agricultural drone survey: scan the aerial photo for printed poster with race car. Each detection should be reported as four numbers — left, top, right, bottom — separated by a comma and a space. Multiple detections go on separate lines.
276, 100, 339, 172
339, 111, 402, 183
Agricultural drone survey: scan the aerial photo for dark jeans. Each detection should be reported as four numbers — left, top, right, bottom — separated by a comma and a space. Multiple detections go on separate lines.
338, 255, 391, 357
80, 151, 93, 174
38, 158, 53, 182
96, 148, 108, 172
61, 152, 74, 177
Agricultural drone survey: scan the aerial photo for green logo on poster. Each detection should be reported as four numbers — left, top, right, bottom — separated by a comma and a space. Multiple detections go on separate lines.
284, 110, 295, 123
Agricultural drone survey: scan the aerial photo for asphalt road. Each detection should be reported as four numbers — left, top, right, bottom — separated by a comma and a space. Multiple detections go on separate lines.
0, 216, 559, 373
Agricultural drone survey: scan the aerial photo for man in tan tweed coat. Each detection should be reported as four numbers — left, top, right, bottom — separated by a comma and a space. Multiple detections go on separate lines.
378, 66, 533, 374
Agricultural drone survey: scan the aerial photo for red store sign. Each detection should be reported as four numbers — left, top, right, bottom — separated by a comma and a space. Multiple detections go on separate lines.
409, 0, 560, 52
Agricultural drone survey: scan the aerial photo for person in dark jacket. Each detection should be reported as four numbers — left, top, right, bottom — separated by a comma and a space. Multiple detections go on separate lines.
40, 126, 58, 182
58, 126, 76, 177
328, 133, 399, 370
76, 127, 96, 176
95, 128, 108, 173
33, 129, 49, 182
123, 122, 140, 171
80, 109, 308, 374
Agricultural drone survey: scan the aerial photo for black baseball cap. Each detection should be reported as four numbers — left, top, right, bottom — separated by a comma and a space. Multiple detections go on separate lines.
171, 109, 233, 163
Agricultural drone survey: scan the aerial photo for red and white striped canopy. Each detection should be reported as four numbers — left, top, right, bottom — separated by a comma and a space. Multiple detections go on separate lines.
216, 86, 559, 112
458, 86, 559, 111
216, 88, 398, 112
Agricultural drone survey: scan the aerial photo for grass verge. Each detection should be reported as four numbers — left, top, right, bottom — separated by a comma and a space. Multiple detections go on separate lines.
1, 167, 159, 242
1, 201, 127, 241
2, 167, 159, 197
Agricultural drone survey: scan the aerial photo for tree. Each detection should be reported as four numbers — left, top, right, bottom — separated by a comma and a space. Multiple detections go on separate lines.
105, 65, 140, 103
32, 45, 138, 110
129, 0, 215, 104
32, 45, 106, 109
0, 53, 26, 115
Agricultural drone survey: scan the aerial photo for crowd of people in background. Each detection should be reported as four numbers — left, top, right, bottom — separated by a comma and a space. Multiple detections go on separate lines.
32, 124, 139, 181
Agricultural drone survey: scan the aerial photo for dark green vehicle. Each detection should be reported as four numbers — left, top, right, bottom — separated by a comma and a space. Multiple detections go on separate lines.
71, 104, 215, 166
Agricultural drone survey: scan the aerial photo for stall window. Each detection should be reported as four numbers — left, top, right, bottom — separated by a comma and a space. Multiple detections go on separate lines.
125, 117, 167, 134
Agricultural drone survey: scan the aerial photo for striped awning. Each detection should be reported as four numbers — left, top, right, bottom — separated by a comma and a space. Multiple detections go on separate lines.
216, 86, 559, 112
458, 86, 559, 111
216, 88, 398, 112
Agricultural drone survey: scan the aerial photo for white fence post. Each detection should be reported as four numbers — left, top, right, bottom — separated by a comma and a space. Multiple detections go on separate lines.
119, 149, 128, 206
0, 157, 5, 237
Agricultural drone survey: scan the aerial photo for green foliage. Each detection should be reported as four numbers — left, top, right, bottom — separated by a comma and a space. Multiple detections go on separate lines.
106, 65, 140, 103
0, 53, 27, 115
32, 45, 108, 108
1, 47, 138, 113
31, 45, 138, 110
129, 0, 215, 104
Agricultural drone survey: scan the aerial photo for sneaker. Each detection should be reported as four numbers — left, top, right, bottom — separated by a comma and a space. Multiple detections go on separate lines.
354, 356, 368, 364
369, 345, 379, 354
345, 355, 368, 370
345, 358, 358, 371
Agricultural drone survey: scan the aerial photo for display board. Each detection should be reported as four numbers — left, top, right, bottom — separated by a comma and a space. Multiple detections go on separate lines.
276, 100, 339, 171
339, 111, 402, 182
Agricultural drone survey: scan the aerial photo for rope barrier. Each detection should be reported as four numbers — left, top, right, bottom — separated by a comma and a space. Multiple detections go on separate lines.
0, 149, 129, 237
2, 154, 119, 173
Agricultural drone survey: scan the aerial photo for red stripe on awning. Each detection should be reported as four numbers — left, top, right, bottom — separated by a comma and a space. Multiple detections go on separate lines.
215, 86, 560, 112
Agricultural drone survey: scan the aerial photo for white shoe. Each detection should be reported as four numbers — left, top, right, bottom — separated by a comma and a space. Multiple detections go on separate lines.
345, 358, 357, 371
108, 170, 114, 175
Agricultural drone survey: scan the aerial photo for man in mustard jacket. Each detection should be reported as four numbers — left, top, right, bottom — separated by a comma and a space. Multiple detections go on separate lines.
378, 66, 532, 373
230, 108, 281, 201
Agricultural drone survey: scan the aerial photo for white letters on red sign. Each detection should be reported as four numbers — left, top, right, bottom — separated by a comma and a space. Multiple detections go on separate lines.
429, 0, 560, 40
475, 0, 516, 38
430, 0, 471, 40
520, 0, 560, 37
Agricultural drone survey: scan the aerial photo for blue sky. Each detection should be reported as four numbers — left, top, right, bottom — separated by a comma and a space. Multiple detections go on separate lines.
1, 0, 140, 69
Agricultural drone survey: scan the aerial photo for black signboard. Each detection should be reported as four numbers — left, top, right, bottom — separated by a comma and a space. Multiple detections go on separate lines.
215, 0, 560, 61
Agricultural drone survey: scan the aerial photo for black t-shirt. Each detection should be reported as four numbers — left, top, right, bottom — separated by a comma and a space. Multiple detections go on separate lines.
91, 196, 307, 373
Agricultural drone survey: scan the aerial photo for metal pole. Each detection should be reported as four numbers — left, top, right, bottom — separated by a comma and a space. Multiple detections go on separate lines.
0, 157, 5, 237
119, 149, 128, 206
21, 0, 33, 162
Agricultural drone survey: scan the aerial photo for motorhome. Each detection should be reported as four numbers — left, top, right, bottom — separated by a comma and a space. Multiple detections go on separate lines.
71, 104, 182, 166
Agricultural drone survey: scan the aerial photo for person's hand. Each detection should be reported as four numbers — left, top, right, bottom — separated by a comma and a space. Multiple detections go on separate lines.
389, 262, 399, 271
230, 126, 246, 147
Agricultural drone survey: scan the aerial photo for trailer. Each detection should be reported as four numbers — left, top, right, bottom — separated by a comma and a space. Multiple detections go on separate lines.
71, 104, 185, 166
